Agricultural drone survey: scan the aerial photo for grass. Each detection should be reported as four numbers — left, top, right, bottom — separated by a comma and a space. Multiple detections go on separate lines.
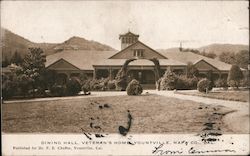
2, 94, 234, 133
176, 90, 249, 102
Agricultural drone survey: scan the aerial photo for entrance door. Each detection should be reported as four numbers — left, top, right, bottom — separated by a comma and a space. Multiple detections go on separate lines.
127, 70, 155, 84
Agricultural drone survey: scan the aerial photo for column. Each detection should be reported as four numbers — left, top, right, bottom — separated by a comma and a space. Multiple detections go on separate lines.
109, 68, 112, 80
93, 69, 97, 79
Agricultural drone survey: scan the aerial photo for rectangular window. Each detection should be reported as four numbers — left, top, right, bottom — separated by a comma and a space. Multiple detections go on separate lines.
133, 49, 144, 57
133, 50, 137, 57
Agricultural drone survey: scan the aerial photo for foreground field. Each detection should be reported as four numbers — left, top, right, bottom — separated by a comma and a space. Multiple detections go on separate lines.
3, 94, 234, 133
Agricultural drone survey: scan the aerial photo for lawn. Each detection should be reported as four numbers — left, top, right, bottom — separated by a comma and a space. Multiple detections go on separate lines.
176, 90, 249, 102
2, 94, 234, 134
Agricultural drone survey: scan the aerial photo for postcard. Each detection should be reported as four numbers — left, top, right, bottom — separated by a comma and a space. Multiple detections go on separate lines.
1, 1, 249, 155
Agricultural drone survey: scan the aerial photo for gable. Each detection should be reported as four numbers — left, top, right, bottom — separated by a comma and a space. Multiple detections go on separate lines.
46, 59, 80, 71
109, 41, 167, 59
194, 60, 219, 71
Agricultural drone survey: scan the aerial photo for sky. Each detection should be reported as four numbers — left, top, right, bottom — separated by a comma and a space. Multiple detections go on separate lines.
1, 1, 249, 50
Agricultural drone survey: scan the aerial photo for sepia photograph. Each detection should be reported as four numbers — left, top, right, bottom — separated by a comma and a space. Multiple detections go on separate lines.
1, 0, 249, 155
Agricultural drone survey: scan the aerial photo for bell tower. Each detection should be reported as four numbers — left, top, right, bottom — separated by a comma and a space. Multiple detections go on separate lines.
119, 31, 139, 50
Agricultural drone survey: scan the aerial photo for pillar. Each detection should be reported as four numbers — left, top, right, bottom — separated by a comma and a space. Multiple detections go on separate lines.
109, 68, 112, 80
93, 69, 97, 79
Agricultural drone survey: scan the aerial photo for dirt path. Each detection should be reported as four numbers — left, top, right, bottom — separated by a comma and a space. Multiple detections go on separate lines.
3, 91, 127, 104
151, 90, 249, 134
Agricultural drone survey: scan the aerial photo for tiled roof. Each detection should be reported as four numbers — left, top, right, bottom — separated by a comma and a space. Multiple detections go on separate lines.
159, 49, 232, 71
46, 48, 233, 71
46, 50, 117, 70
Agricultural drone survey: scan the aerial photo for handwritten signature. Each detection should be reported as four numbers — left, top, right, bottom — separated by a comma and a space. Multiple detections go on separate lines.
152, 143, 236, 155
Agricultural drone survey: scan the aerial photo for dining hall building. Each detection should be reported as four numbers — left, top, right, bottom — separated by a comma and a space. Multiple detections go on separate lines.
45, 31, 233, 85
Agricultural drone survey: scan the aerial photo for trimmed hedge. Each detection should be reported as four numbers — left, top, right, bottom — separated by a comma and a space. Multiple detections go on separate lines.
197, 78, 213, 93
82, 78, 112, 91
50, 85, 66, 97
126, 79, 143, 95
66, 77, 81, 96
160, 70, 177, 90
176, 75, 198, 90
215, 78, 228, 89
107, 80, 116, 90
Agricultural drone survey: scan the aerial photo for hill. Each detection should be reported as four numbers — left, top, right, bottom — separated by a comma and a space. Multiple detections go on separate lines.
1, 28, 57, 61
52, 36, 115, 52
1, 28, 116, 63
198, 43, 249, 55
158, 43, 249, 57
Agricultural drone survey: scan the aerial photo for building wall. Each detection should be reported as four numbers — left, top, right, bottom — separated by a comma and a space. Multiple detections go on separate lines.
110, 42, 166, 59
195, 60, 218, 72
47, 59, 80, 71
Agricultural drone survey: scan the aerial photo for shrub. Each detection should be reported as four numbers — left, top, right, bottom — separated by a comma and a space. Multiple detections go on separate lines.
90, 79, 103, 90
227, 80, 240, 89
240, 78, 249, 88
160, 69, 178, 90
81, 85, 91, 95
215, 78, 228, 89
66, 77, 81, 96
197, 78, 213, 93
107, 80, 116, 90
82, 78, 110, 91
115, 59, 135, 91
115, 79, 127, 91
176, 75, 198, 90
2, 79, 16, 99
126, 79, 143, 95
227, 65, 243, 88
50, 85, 66, 97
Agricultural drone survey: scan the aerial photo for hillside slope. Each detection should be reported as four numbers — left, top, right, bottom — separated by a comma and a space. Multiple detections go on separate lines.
198, 43, 249, 55
1, 28, 116, 62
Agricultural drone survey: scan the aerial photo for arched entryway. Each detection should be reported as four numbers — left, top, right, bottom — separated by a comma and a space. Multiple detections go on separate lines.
119, 58, 161, 89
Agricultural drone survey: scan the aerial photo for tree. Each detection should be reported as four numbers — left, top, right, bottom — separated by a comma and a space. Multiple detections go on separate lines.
197, 78, 213, 93
235, 50, 249, 69
2, 55, 10, 67
219, 52, 236, 65
160, 69, 178, 90
204, 52, 217, 59
66, 77, 81, 96
227, 65, 243, 89
186, 62, 199, 78
10, 51, 23, 65
21, 48, 46, 93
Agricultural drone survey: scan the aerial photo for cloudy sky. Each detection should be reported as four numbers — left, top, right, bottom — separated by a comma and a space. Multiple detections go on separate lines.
1, 1, 249, 49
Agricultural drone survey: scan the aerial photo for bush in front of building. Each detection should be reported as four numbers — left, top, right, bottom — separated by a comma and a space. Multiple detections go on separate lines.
107, 80, 116, 90
50, 84, 67, 97
2, 78, 16, 100
215, 78, 228, 90
175, 75, 199, 90
126, 79, 143, 95
65, 77, 81, 96
160, 69, 178, 90
240, 78, 249, 88
82, 78, 110, 91
81, 85, 91, 95
227, 65, 244, 89
197, 78, 213, 93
